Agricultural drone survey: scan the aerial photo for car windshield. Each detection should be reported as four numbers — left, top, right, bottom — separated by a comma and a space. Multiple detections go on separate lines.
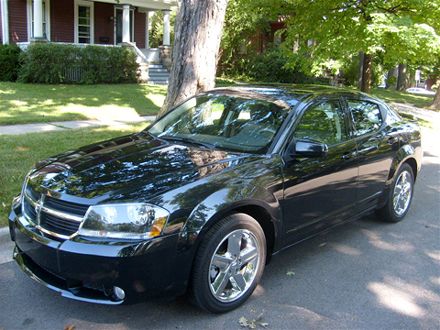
148, 93, 289, 153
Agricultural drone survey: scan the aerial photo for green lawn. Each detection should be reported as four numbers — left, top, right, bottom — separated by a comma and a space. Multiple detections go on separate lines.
0, 82, 166, 126
0, 123, 146, 227
217, 77, 435, 109
371, 88, 434, 109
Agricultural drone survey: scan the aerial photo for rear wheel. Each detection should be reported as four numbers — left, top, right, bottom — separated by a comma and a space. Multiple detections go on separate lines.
377, 163, 414, 222
190, 213, 266, 313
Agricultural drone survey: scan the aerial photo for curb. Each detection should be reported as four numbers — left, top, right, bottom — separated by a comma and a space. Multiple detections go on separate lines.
0, 226, 10, 244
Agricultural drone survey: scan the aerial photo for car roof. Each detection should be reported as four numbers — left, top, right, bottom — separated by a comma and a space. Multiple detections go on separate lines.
209, 84, 378, 109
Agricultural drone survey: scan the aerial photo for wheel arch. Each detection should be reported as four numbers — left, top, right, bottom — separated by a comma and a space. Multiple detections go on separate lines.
387, 143, 420, 183
187, 201, 280, 263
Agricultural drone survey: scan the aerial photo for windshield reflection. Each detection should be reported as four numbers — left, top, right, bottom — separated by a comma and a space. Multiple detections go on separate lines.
149, 94, 290, 154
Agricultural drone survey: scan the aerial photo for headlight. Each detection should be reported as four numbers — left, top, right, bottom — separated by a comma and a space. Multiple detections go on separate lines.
78, 203, 169, 239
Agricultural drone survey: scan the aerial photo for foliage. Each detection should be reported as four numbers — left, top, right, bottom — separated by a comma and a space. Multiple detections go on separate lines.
18, 43, 138, 84
149, 10, 176, 48
282, 1, 439, 70
221, 0, 440, 90
244, 48, 327, 84
220, 0, 278, 74
0, 124, 145, 227
0, 82, 166, 125
0, 45, 21, 82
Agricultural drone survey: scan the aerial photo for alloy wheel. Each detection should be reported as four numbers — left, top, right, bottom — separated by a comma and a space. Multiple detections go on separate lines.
393, 170, 412, 216
208, 229, 260, 302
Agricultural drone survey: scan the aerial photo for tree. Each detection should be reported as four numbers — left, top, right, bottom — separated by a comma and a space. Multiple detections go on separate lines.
229, 0, 440, 93
432, 89, 440, 110
159, 0, 229, 115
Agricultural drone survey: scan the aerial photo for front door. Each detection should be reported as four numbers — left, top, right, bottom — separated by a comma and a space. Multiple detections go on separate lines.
282, 99, 358, 238
115, 8, 134, 44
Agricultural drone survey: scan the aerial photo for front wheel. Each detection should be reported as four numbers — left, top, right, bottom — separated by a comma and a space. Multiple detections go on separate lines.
190, 213, 266, 313
377, 163, 414, 222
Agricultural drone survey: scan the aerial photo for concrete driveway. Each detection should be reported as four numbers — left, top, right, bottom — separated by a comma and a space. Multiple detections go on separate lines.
0, 128, 438, 330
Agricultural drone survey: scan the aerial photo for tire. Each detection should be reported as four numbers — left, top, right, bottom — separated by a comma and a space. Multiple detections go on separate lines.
190, 213, 266, 313
377, 163, 414, 222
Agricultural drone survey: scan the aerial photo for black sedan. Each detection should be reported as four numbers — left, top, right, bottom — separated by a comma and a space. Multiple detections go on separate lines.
8, 86, 422, 313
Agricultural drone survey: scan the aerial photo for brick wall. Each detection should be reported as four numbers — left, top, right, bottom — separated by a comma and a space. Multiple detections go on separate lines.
51, 0, 74, 42
134, 9, 145, 48
9, 0, 28, 43
94, 2, 113, 45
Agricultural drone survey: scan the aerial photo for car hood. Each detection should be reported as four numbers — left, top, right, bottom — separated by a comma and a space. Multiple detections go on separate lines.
27, 132, 251, 203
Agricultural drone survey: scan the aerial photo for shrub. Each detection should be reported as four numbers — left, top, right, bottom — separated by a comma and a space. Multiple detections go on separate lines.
0, 44, 21, 81
18, 43, 138, 84
220, 48, 328, 84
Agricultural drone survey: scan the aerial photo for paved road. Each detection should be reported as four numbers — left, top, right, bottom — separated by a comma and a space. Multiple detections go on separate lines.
0, 128, 438, 330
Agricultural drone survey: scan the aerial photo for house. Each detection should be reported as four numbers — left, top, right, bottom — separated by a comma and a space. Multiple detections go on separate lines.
0, 0, 176, 83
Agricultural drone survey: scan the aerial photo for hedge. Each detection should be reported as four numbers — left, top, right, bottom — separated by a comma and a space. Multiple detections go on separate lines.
0, 44, 21, 81
18, 43, 139, 84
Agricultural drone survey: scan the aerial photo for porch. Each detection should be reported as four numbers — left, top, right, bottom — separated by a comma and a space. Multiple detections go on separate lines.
1, 0, 175, 65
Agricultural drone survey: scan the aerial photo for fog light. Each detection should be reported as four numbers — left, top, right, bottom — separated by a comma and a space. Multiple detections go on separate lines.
113, 286, 125, 301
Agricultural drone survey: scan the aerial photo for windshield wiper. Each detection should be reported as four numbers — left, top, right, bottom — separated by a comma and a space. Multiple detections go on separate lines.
158, 135, 217, 149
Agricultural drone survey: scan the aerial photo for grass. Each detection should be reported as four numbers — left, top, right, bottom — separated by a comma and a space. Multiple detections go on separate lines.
217, 76, 435, 109
370, 88, 434, 109
0, 123, 146, 227
0, 82, 167, 126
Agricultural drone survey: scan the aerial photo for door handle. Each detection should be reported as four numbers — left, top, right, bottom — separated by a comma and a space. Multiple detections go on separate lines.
341, 151, 356, 160
387, 136, 399, 145
357, 146, 378, 155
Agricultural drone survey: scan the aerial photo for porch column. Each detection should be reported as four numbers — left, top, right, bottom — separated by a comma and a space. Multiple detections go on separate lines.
0, 0, 9, 44
33, 0, 44, 39
122, 4, 131, 43
145, 11, 150, 49
162, 10, 170, 46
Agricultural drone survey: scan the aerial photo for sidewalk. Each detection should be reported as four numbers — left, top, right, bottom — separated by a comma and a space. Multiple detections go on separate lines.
0, 115, 156, 136
390, 102, 440, 128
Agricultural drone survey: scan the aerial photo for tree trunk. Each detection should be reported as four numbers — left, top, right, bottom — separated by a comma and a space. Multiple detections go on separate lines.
358, 52, 364, 90
396, 64, 407, 91
159, 0, 229, 116
386, 67, 396, 89
360, 53, 372, 93
432, 88, 440, 110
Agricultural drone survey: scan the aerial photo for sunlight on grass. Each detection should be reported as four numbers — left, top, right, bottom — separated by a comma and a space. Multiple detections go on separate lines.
59, 104, 144, 122
0, 82, 167, 125
0, 123, 147, 226
371, 88, 434, 109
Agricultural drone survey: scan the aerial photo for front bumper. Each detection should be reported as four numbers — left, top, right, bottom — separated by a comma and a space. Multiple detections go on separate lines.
9, 209, 192, 305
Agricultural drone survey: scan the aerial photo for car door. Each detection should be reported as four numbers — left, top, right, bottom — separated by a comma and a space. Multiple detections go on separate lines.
281, 98, 358, 238
344, 98, 397, 211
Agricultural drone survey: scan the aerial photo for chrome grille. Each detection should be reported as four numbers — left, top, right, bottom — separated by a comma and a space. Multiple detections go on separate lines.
22, 185, 89, 240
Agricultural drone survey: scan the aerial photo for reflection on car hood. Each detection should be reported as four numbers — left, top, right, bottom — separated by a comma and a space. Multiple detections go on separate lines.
28, 132, 251, 202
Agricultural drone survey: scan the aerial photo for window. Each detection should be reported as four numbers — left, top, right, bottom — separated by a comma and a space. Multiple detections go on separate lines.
27, 0, 51, 40
295, 101, 348, 145
75, 0, 94, 44
347, 100, 383, 136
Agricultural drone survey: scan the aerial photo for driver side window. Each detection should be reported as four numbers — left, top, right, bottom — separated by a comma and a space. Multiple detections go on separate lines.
295, 101, 348, 145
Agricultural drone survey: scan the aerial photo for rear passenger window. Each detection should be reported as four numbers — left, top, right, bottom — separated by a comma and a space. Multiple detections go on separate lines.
347, 100, 383, 136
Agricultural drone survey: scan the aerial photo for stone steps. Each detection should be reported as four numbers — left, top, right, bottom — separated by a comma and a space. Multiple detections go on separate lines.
148, 64, 169, 85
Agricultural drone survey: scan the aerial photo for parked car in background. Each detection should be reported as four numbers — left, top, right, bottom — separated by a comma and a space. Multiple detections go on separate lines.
9, 86, 422, 313
406, 87, 436, 96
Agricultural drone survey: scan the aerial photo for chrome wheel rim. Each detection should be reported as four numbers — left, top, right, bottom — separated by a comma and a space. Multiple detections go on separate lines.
208, 229, 260, 303
393, 170, 412, 216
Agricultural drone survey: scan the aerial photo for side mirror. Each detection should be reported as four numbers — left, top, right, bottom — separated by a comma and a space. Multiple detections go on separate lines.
293, 139, 328, 158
